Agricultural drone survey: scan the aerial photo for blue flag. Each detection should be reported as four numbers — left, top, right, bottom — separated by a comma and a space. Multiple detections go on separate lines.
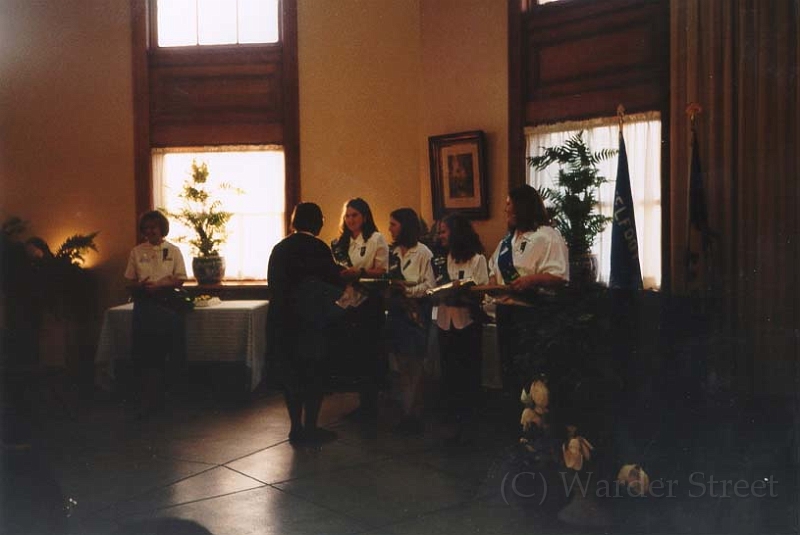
688, 129, 709, 235
609, 131, 643, 290
685, 127, 715, 288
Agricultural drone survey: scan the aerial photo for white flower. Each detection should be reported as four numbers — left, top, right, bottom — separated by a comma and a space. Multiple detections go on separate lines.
616, 464, 650, 496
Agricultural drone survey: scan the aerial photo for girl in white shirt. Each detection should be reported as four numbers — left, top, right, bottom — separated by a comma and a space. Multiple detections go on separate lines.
487, 185, 568, 395
331, 197, 389, 278
433, 213, 489, 445
329, 198, 389, 418
385, 208, 435, 433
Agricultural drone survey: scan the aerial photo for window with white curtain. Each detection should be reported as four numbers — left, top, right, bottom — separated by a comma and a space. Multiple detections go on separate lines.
152, 146, 285, 281
526, 112, 662, 289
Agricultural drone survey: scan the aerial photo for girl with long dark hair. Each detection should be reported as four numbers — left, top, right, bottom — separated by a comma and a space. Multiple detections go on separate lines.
434, 213, 489, 444
385, 208, 436, 433
329, 198, 389, 419
331, 197, 388, 278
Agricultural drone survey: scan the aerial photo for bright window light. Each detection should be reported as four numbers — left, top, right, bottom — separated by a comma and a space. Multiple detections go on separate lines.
239, 0, 279, 44
198, 0, 236, 45
156, 0, 279, 47
157, 0, 197, 47
152, 146, 285, 280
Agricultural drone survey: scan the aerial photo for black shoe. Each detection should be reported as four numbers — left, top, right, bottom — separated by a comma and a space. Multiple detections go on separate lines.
304, 427, 338, 444
345, 404, 378, 423
393, 416, 423, 435
288, 428, 305, 446
443, 429, 473, 448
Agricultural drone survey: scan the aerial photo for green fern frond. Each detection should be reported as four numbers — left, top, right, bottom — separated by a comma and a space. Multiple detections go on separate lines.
55, 232, 99, 264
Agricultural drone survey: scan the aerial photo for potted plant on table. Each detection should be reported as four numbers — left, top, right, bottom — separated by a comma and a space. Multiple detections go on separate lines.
164, 160, 238, 285
527, 131, 617, 287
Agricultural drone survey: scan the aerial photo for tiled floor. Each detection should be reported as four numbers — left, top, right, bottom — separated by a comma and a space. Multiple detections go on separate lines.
2, 369, 797, 535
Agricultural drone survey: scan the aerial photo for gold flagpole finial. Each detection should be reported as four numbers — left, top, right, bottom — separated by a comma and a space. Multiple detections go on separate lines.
686, 102, 703, 130
617, 104, 626, 133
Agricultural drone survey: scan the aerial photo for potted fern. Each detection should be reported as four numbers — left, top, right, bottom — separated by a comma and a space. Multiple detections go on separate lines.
164, 160, 238, 285
527, 131, 617, 286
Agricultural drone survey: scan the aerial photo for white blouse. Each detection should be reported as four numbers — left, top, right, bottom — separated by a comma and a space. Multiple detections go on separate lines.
345, 231, 389, 272
488, 226, 569, 283
124, 240, 187, 283
390, 242, 436, 299
436, 253, 489, 330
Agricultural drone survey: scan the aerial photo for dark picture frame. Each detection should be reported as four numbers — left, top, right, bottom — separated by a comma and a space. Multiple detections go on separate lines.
429, 130, 489, 220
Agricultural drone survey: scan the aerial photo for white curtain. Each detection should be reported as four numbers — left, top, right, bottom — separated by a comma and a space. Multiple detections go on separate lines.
152, 146, 285, 281
526, 112, 662, 289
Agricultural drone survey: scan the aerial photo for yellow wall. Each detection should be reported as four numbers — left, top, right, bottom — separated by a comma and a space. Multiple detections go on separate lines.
0, 1, 137, 312
298, 0, 422, 243
299, 0, 508, 249
1, 0, 509, 360
419, 0, 508, 251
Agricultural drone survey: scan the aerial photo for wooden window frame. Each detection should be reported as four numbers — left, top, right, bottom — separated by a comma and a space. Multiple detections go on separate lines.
508, 0, 671, 290
131, 0, 299, 233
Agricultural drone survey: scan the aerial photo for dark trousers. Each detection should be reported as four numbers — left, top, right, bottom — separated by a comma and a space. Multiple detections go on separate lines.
438, 321, 483, 421
495, 303, 543, 395
328, 293, 386, 402
131, 297, 185, 373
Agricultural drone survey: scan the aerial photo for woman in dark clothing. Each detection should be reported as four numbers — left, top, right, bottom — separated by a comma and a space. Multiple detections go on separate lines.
267, 202, 345, 445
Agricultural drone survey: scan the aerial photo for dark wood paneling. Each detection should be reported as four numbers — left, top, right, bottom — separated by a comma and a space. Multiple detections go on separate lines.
280, 0, 300, 227
508, 0, 526, 189
525, 78, 666, 125
523, 0, 668, 125
150, 122, 284, 147
149, 47, 283, 146
131, 0, 152, 222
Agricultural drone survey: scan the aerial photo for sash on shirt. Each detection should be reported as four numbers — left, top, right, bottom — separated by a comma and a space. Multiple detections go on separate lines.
331, 238, 353, 267
388, 247, 404, 280
387, 246, 427, 327
431, 252, 450, 286
497, 233, 521, 284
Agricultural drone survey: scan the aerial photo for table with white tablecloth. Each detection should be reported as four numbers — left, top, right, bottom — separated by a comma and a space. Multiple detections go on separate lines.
95, 300, 269, 392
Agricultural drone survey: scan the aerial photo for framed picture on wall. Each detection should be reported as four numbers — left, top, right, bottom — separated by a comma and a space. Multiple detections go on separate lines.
429, 130, 488, 220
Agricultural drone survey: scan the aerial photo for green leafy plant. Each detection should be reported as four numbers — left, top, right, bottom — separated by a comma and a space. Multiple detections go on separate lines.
527, 131, 617, 256
1, 216, 99, 266
164, 160, 240, 257
55, 232, 99, 265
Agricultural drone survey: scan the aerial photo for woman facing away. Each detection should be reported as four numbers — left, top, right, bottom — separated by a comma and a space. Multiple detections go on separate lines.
329, 198, 389, 420
267, 202, 345, 446
433, 212, 489, 445
385, 207, 436, 434
124, 210, 187, 418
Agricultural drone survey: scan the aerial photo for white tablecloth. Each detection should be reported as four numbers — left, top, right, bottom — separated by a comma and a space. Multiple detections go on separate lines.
95, 300, 269, 392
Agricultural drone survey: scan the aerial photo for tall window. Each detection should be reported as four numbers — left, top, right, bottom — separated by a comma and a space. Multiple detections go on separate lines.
133, 0, 299, 284
156, 0, 280, 46
153, 147, 285, 280
526, 112, 662, 289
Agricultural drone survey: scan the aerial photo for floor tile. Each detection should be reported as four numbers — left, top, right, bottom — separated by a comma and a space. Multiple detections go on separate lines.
274, 457, 481, 528
103, 485, 368, 535
98, 466, 265, 519
227, 438, 387, 484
